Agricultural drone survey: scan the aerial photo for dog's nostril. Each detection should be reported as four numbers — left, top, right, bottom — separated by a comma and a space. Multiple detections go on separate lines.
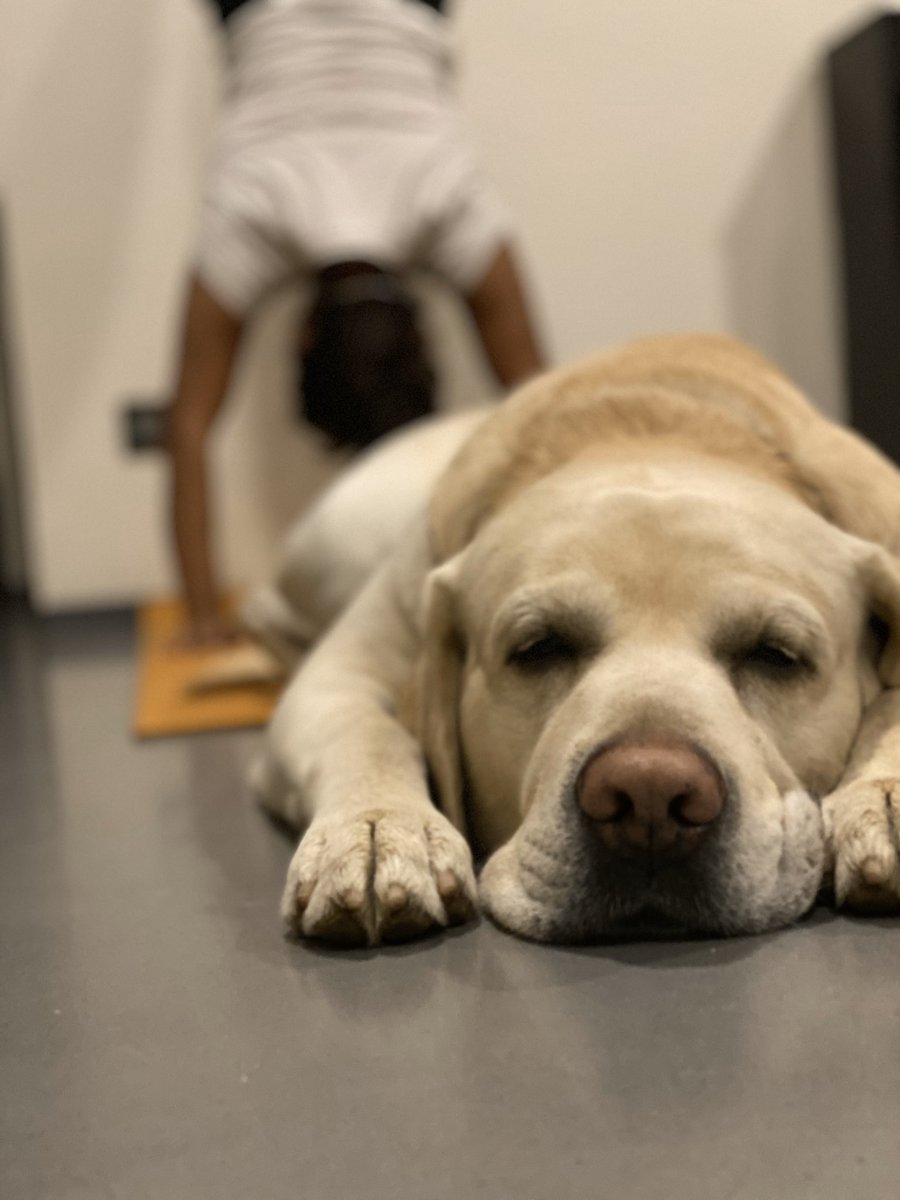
586, 786, 634, 823
610, 790, 633, 822
669, 793, 691, 826
669, 789, 718, 827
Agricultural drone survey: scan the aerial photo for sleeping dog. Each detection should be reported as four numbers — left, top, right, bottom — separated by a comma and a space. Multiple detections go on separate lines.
246, 335, 900, 945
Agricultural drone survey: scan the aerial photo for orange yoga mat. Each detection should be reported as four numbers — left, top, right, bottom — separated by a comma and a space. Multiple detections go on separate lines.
132, 598, 284, 739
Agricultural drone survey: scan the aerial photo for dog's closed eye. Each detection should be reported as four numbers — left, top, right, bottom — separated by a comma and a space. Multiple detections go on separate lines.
507, 629, 581, 671
712, 594, 829, 686
736, 640, 809, 676
493, 581, 606, 676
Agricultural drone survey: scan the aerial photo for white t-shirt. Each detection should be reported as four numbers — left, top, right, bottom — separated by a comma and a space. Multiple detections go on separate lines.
196, 0, 508, 314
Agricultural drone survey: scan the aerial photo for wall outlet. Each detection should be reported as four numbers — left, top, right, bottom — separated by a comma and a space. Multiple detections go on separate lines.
123, 401, 169, 452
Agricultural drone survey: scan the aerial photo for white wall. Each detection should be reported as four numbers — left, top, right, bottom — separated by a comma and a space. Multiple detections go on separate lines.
0, 0, 892, 610
1, 0, 222, 609
457, 0, 895, 411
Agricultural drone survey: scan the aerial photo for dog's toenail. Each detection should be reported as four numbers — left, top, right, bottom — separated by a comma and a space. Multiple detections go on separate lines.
385, 884, 409, 912
437, 869, 460, 899
860, 857, 890, 886
337, 887, 365, 912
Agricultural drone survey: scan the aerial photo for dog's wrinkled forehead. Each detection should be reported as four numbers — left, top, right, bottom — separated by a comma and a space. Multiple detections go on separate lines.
456, 460, 860, 623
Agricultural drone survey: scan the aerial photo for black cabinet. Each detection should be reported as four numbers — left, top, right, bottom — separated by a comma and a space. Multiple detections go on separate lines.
828, 14, 900, 460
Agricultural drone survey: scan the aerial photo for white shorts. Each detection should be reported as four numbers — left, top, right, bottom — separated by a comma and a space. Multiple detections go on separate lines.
194, 0, 509, 314
196, 122, 509, 314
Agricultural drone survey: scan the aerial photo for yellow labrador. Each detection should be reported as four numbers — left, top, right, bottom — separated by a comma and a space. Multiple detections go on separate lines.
251, 335, 900, 945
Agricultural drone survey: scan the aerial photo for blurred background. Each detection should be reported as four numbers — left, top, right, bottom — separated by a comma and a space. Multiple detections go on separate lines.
1, 0, 897, 612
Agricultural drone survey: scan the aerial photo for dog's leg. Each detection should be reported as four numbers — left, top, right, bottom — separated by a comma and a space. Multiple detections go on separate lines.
823, 689, 900, 912
254, 525, 477, 946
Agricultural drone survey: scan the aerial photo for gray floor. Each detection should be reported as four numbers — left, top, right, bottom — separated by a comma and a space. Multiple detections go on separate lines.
1, 597, 898, 1200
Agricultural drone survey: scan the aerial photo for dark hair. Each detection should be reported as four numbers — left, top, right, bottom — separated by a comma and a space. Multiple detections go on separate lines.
299, 266, 436, 449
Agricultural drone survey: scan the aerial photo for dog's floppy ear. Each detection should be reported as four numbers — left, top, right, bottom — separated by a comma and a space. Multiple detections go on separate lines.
413, 557, 468, 836
859, 545, 900, 686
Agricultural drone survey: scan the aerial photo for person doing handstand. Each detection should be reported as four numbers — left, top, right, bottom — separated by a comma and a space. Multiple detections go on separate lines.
169, 0, 545, 644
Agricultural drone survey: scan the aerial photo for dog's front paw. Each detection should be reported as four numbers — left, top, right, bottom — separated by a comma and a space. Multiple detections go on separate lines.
282, 808, 477, 946
823, 780, 900, 913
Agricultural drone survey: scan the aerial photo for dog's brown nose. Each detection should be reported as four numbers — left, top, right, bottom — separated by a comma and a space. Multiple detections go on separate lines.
577, 739, 724, 863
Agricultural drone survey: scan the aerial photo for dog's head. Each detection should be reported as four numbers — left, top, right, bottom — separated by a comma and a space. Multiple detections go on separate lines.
416, 454, 900, 941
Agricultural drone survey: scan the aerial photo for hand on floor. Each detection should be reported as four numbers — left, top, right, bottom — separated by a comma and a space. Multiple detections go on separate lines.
170, 613, 245, 651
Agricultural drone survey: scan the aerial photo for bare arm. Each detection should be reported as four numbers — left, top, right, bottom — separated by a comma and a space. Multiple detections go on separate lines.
167, 275, 245, 644
465, 242, 546, 389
